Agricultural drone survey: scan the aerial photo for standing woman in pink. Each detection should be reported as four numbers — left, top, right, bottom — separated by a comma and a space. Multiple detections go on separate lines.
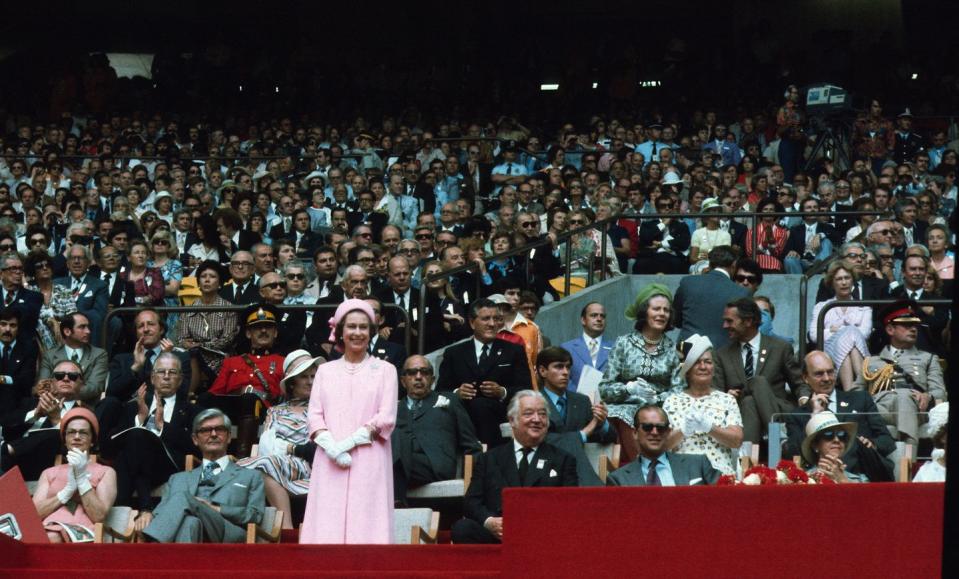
300, 299, 397, 544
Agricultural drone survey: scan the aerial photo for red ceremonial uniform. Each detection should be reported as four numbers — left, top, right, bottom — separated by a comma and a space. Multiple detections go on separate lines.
209, 353, 285, 405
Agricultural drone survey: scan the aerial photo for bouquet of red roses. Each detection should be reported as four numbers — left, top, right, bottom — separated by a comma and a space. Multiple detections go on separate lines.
717, 460, 836, 485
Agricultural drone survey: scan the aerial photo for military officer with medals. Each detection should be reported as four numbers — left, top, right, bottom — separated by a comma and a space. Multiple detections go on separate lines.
853, 300, 946, 444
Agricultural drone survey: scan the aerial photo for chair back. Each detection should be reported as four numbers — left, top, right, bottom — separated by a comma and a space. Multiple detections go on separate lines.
393, 508, 434, 545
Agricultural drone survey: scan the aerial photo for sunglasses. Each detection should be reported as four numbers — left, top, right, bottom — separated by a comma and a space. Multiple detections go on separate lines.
29, 237, 47, 245
520, 221, 539, 228
286, 273, 305, 280
569, 220, 586, 225
638, 422, 671, 433
817, 430, 849, 443
153, 239, 170, 246
403, 367, 433, 376
263, 282, 287, 290
0, 244, 14, 251
53, 371, 81, 381
735, 274, 758, 283
415, 234, 433, 240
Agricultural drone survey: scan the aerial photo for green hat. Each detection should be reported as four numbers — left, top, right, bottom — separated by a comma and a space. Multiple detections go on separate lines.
625, 283, 672, 319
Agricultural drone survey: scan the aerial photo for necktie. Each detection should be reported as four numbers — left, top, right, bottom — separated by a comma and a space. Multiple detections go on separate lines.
3, 291, 12, 307
743, 343, 754, 379
200, 461, 218, 485
397, 293, 406, 311
144, 350, 155, 376
555, 397, 567, 421
284, 217, 292, 232
71, 351, 80, 364
852, 285, 861, 300
518, 447, 532, 484
0, 344, 8, 368
235, 283, 243, 303
651, 143, 658, 156
588, 339, 599, 365
506, 163, 512, 175
646, 459, 662, 486
910, 290, 919, 301
410, 398, 422, 414
479, 343, 490, 366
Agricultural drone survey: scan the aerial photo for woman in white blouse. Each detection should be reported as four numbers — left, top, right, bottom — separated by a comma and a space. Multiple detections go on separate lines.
663, 334, 744, 476
808, 262, 872, 391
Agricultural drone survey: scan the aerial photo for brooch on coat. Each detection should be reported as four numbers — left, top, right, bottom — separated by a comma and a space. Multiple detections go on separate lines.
434, 395, 450, 409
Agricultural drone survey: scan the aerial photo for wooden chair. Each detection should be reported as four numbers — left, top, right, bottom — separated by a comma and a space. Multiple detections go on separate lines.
583, 443, 621, 482
894, 442, 915, 483
94, 506, 138, 543
462, 444, 487, 492
246, 506, 284, 544
393, 508, 439, 544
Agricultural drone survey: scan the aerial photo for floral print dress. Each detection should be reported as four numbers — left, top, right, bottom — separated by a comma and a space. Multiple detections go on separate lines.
663, 389, 743, 475
599, 332, 684, 424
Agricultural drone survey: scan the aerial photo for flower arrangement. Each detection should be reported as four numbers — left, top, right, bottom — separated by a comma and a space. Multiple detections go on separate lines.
717, 460, 836, 485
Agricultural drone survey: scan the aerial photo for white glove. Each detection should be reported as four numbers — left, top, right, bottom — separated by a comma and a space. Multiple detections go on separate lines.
349, 426, 372, 447
625, 378, 658, 403
76, 471, 93, 496
313, 431, 340, 461
57, 470, 78, 504
67, 449, 89, 477
683, 409, 713, 436
333, 452, 352, 469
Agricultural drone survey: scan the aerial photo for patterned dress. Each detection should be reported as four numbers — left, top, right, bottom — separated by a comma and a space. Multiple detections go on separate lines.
149, 258, 184, 330
663, 389, 743, 475
237, 399, 311, 495
176, 295, 239, 373
599, 332, 684, 424
29, 283, 76, 349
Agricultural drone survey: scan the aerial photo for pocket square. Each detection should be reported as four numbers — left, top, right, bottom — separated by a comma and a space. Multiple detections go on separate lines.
689, 478, 703, 485
549, 469, 558, 477
83, 291, 94, 298
497, 363, 510, 367
232, 483, 248, 488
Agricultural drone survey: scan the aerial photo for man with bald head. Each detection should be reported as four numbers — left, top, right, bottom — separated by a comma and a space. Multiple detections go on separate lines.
305, 265, 370, 354
220, 251, 259, 304
392, 355, 482, 504
784, 350, 895, 481
377, 256, 419, 351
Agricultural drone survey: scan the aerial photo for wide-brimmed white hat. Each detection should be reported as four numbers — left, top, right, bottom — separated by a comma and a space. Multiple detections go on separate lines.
921, 402, 948, 439
662, 172, 683, 186
680, 334, 713, 377
280, 349, 322, 390
801, 411, 857, 465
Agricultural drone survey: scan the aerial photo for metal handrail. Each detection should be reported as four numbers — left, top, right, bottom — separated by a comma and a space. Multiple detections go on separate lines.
814, 298, 951, 351
102, 302, 411, 356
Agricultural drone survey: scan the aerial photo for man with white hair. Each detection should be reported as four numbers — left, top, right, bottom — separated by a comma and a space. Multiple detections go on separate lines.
451, 390, 577, 544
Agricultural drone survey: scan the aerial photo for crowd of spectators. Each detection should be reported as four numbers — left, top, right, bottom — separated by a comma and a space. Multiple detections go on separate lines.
0, 93, 952, 543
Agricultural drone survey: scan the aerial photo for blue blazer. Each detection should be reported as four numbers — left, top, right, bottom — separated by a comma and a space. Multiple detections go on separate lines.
560, 335, 613, 392
53, 273, 109, 347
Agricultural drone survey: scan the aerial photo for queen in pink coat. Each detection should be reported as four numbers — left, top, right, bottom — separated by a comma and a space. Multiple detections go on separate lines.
300, 299, 397, 544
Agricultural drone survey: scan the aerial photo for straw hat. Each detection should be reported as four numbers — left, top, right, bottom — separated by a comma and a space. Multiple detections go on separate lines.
801, 411, 857, 465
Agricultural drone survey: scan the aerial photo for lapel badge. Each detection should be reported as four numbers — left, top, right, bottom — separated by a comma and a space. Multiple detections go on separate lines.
536, 459, 545, 469
840, 401, 849, 407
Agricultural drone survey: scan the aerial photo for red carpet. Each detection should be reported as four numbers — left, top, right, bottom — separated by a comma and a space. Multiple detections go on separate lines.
2, 484, 943, 578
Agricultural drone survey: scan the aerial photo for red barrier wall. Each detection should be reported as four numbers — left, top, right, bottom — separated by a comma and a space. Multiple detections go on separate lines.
503, 484, 943, 579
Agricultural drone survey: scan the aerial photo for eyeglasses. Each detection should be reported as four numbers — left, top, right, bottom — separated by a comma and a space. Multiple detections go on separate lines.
657, 203, 674, 210
735, 274, 758, 283
2, 265, 22, 272
400, 248, 418, 254
286, 273, 305, 280
65, 429, 92, 439
29, 237, 47, 245
263, 282, 287, 290
53, 371, 81, 381
415, 233, 433, 240
0, 244, 14, 251
637, 422, 671, 433
816, 430, 849, 443
196, 425, 229, 436
520, 221, 539, 228
152, 369, 182, 377
879, 254, 893, 261
843, 253, 864, 260
35, 262, 52, 270
569, 220, 586, 225
403, 367, 433, 376
152, 239, 170, 246
231, 261, 254, 267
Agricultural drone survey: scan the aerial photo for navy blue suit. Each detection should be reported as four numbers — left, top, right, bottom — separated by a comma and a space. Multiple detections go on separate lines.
53, 273, 109, 347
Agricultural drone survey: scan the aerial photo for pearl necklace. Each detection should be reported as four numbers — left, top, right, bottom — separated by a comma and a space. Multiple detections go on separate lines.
344, 354, 368, 374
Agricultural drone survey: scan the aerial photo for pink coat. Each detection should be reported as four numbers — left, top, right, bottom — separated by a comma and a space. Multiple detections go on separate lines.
300, 356, 397, 544
40, 463, 113, 530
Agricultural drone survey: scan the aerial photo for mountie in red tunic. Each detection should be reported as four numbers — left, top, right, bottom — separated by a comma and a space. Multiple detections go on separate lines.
209, 352, 285, 406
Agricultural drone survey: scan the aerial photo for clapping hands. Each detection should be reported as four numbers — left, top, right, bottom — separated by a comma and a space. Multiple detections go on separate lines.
683, 409, 713, 436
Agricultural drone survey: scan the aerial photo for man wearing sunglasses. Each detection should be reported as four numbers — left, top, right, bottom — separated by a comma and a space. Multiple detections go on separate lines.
1, 360, 106, 480
607, 404, 719, 486
255, 272, 306, 356
392, 355, 481, 505
39, 312, 109, 403
785, 351, 895, 482
631, 195, 691, 275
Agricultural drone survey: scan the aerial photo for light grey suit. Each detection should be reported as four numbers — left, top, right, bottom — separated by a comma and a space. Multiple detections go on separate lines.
38, 344, 109, 402
607, 452, 721, 486
144, 460, 265, 543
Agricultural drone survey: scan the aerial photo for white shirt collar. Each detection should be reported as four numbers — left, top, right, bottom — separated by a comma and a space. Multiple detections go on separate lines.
203, 456, 231, 472
513, 439, 539, 455
743, 332, 762, 352
473, 338, 492, 358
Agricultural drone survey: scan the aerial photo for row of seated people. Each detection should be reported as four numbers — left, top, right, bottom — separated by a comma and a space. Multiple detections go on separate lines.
8, 290, 947, 543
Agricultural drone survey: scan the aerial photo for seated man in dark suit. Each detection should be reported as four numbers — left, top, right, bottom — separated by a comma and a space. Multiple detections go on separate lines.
436, 298, 533, 445
451, 390, 578, 543
608, 404, 721, 486
142, 408, 265, 543
111, 352, 198, 530
0, 251, 43, 340
0, 360, 110, 480
218, 251, 260, 305
782, 198, 836, 274
713, 298, 809, 444
632, 195, 691, 275
53, 244, 109, 348
785, 351, 895, 482
889, 255, 948, 356
538, 346, 615, 486
0, 308, 39, 411
392, 355, 482, 504
106, 309, 192, 401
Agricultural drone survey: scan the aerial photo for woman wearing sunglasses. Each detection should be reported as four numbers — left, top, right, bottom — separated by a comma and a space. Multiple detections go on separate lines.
25, 251, 76, 348
149, 230, 184, 329
801, 411, 863, 483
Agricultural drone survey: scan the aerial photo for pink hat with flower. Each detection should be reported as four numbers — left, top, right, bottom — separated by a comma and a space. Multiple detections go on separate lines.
327, 298, 377, 342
